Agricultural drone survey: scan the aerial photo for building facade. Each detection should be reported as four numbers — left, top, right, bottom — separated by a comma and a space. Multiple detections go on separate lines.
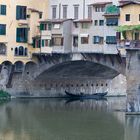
38, 0, 120, 54
0, 0, 48, 65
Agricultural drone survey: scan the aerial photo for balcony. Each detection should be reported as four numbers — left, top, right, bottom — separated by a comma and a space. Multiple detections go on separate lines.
117, 40, 140, 49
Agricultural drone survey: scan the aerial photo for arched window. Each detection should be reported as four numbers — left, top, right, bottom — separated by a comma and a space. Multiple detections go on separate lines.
0, 43, 6, 55
25, 48, 28, 56
19, 46, 24, 56
15, 47, 18, 56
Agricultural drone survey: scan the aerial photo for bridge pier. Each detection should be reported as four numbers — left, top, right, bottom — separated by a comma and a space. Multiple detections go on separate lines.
126, 49, 140, 113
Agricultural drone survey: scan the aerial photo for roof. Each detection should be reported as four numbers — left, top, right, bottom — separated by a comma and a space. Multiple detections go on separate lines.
119, 0, 140, 7
90, 2, 112, 6
73, 19, 92, 23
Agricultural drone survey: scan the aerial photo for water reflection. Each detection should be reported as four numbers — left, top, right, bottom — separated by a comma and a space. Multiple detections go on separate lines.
0, 98, 138, 140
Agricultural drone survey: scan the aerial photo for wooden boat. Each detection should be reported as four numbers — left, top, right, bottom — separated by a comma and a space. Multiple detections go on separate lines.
65, 91, 107, 99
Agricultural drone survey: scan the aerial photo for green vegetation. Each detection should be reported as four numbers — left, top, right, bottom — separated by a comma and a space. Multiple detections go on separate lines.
116, 25, 140, 39
0, 90, 11, 101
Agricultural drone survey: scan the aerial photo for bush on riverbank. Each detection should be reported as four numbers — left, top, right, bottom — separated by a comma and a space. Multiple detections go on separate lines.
0, 90, 11, 100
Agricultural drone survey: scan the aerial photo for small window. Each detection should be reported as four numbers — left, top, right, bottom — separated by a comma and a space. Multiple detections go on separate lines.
53, 24, 60, 29
94, 20, 98, 26
0, 43, 6, 55
106, 36, 117, 44
63, 5, 67, 19
74, 22, 79, 28
81, 37, 89, 44
99, 20, 104, 26
0, 5, 6, 15
125, 14, 130, 21
0, 24, 6, 35
74, 5, 79, 19
93, 36, 104, 44
81, 23, 89, 29
52, 6, 57, 19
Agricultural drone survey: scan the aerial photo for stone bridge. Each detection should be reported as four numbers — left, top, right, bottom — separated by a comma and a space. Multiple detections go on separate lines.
32, 53, 126, 80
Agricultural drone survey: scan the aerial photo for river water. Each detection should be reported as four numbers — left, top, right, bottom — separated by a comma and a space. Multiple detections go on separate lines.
0, 97, 140, 140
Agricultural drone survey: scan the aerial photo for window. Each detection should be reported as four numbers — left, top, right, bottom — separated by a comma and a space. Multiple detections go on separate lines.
106, 36, 117, 44
74, 22, 79, 28
82, 23, 89, 29
0, 24, 6, 35
0, 5, 6, 15
81, 37, 89, 44
40, 23, 52, 31
63, 5, 67, 19
16, 6, 27, 20
139, 14, 140, 21
52, 37, 63, 46
126, 14, 130, 21
74, 5, 79, 19
88, 5, 92, 19
52, 6, 57, 19
93, 36, 104, 44
0, 43, 6, 55
16, 28, 28, 42
53, 24, 60, 29
99, 20, 104, 26
95, 6, 105, 12
73, 36, 78, 47
42, 39, 50, 47
33, 37, 41, 48
106, 18, 118, 26
14, 46, 28, 56
94, 20, 98, 26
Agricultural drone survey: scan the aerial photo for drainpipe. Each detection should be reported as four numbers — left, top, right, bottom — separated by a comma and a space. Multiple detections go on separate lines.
83, 0, 85, 19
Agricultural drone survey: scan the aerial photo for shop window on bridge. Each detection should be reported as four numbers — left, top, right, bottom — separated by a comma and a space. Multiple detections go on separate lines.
81, 34, 89, 44
106, 36, 117, 44
0, 43, 6, 55
106, 18, 118, 26
93, 36, 104, 44
14, 46, 28, 56
51, 37, 63, 46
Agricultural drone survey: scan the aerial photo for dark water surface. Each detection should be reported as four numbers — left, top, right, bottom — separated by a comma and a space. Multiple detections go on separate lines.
0, 97, 140, 140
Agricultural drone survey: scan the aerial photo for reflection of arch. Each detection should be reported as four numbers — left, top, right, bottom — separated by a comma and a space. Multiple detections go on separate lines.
0, 43, 7, 55
14, 46, 28, 56
14, 61, 24, 72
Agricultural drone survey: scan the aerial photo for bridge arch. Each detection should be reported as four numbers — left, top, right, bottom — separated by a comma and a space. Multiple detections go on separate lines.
33, 53, 126, 80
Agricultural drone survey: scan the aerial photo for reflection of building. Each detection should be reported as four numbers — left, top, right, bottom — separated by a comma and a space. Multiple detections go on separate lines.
0, 0, 48, 65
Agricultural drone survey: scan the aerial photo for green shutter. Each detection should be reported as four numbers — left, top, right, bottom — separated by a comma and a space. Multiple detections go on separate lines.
42, 40, 44, 47
40, 23, 44, 31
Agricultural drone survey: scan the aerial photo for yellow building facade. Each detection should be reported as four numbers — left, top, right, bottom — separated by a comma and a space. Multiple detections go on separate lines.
119, 2, 140, 41
0, 0, 48, 64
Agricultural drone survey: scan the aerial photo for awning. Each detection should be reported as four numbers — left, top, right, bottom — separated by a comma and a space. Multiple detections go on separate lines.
80, 34, 89, 37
